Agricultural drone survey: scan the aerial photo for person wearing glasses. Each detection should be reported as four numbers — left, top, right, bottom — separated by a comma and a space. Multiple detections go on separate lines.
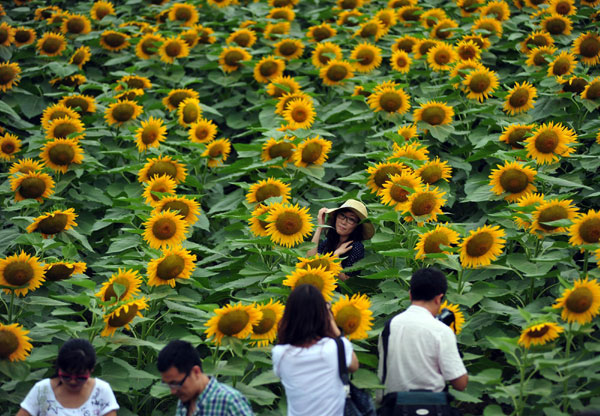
306, 199, 375, 281
17, 338, 119, 416
157, 340, 253, 416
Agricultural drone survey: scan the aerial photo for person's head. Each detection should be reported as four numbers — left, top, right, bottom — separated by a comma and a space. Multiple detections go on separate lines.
158, 340, 206, 403
55, 338, 96, 391
278, 284, 334, 346
330, 208, 364, 241
410, 267, 448, 303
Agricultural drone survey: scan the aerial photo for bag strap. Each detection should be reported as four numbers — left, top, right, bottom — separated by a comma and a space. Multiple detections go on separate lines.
334, 336, 350, 386
381, 318, 392, 384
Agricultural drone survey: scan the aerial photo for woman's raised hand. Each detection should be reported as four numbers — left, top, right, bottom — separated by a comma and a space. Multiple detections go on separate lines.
317, 207, 329, 225
333, 240, 353, 257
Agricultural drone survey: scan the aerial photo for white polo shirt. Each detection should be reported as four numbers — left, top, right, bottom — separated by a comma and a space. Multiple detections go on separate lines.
378, 305, 467, 393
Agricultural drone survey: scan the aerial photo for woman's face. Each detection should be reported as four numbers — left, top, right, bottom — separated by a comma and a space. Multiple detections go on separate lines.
335, 210, 360, 238
58, 369, 91, 393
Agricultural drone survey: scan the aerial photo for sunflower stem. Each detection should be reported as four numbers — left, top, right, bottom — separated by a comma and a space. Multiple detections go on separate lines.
8, 290, 15, 322
562, 323, 574, 413
516, 348, 527, 416
582, 250, 589, 276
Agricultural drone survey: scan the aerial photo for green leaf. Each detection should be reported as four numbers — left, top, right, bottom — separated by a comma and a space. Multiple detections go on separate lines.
236, 383, 278, 406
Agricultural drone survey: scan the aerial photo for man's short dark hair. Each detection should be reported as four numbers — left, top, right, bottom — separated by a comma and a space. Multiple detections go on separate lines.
157, 340, 202, 373
410, 267, 448, 301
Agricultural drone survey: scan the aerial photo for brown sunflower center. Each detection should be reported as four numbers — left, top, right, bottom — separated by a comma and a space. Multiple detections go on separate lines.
563, 78, 587, 94
268, 142, 294, 159
3, 261, 34, 286
335, 305, 361, 334
208, 144, 224, 158
395, 39, 414, 53
301, 142, 323, 164
395, 55, 408, 67
566, 287, 593, 313
579, 36, 600, 58
546, 18, 566, 35
112, 103, 135, 122
411, 192, 437, 216
528, 325, 549, 338
259, 61, 279, 77
291, 106, 308, 123
0, 66, 17, 85
552, 57, 571, 76
275, 211, 303, 235
434, 23, 453, 40
538, 205, 568, 230
147, 161, 177, 179
532, 51, 550, 66
157, 254, 185, 280
175, 7, 192, 21
45, 264, 75, 281
162, 201, 190, 218
104, 33, 127, 47
218, 310, 249, 336
19, 177, 46, 199
459, 46, 477, 60
586, 83, 600, 99
253, 308, 276, 334
401, 8, 420, 21
0, 329, 19, 359
500, 169, 529, 193
103, 277, 131, 301
534, 130, 558, 154
38, 213, 68, 235
64, 97, 89, 112
469, 73, 491, 93
421, 106, 446, 125
94, 5, 112, 19
460, 0, 479, 12
224, 50, 244, 66
361, 22, 379, 37
66, 18, 86, 34
255, 184, 283, 202
466, 231, 493, 257
141, 38, 160, 55
374, 166, 403, 188
477, 22, 498, 37
420, 165, 442, 183
435, 49, 452, 64
356, 49, 375, 65
528, 35, 549, 49
168, 92, 192, 108
182, 104, 199, 124
152, 217, 177, 240
306, 259, 331, 270
165, 41, 182, 57
326, 64, 348, 82
389, 182, 410, 202
142, 126, 159, 144
233, 33, 251, 47
340, 0, 358, 8
578, 218, 600, 244
312, 27, 333, 42
48, 143, 75, 166
0, 29, 8, 44
424, 231, 450, 254
1, 141, 15, 154
380, 92, 405, 112
53, 121, 78, 139
15, 30, 32, 44
108, 304, 139, 328
279, 41, 298, 57
318, 48, 336, 65
509, 88, 530, 108
507, 128, 529, 147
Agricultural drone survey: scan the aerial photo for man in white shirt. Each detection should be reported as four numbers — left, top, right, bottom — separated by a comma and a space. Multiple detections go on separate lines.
378, 267, 468, 395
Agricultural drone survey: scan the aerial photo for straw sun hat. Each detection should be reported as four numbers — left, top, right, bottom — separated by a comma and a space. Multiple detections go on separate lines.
325, 199, 375, 240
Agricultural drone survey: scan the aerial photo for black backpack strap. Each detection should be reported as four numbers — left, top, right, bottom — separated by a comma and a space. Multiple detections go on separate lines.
381, 318, 392, 384
334, 336, 350, 386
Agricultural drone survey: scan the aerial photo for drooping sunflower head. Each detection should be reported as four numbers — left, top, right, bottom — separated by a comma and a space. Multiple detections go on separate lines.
582, 78, 600, 101
561, 76, 588, 94
415, 224, 460, 259
59, 94, 96, 114
438, 300, 465, 334
253, 56, 286, 84
138, 155, 187, 184
205, 302, 263, 344
0, 251, 45, 297
489, 160, 537, 202
572, 33, 600, 66
531, 198, 579, 234
404, 184, 447, 223
367, 85, 411, 114
380, 170, 424, 211
136, 33, 164, 59
0, 62, 21, 92
147, 246, 197, 287
413, 100, 454, 127
524, 121, 577, 164
251, 299, 285, 347
101, 298, 148, 337
553, 278, 600, 325
296, 252, 343, 276
10, 171, 55, 202
265, 203, 314, 248
569, 209, 600, 247
293, 136, 332, 168
227, 28, 257, 48
91, 1, 115, 20
306, 23, 337, 42
44, 261, 86, 281
37, 32, 67, 57
0, 323, 33, 362
350, 42, 382, 73
135, 117, 167, 152
332, 294, 373, 340
143, 174, 178, 205
542, 13, 572, 36
499, 123, 535, 149
142, 209, 189, 249
168, 3, 199, 26
100, 30, 130, 52
0, 133, 21, 160
218, 46, 252, 73
96, 268, 142, 304
177, 97, 202, 127
415, 158, 452, 184
283, 265, 337, 301
459, 224, 506, 268
159, 36, 190, 64
153, 195, 201, 225
27, 208, 78, 238
518, 322, 564, 348
188, 118, 218, 144
366, 161, 407, 194
246, 177, 291, 205
462, 67, 499, 101
201, 138, 232, 168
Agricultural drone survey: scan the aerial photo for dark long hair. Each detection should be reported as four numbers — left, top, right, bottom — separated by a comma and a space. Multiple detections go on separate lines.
277, 284, 336, 347
53, 338, 96, 381
322, 209, 364, 255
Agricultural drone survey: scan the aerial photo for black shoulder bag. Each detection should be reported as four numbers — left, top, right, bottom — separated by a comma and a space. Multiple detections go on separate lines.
334, 337, 377, 416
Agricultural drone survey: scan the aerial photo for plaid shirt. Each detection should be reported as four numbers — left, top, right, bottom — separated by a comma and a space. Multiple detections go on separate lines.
175, 377, 254, 416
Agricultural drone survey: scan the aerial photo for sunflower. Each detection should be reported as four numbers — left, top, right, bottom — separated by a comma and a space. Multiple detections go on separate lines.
115, 75, 152, 91
187, 118, 217, 144
547, 51, 577, 79
0, 251, 45, 296
542, 13, 572, 36
366, 162, 407, 194
572, 33, 600, 66
413, 101, 454, 127
11, 171, 55, 202
549, 0, 576, 15
39, 138, 84, 174
202, 138, 231, 168
457, 0, 481, 15
205, 303, 262, 344
176, 98, 202, 127
461, 34, 491, 50
524, 121, 577, 164
196, 25, 216, 44
337, 0, 363, 9
207, 0, 234, 8
168, 3, 198, 26
459, 225, 506, 268
375, 8, 397, 28
380, 171, 423, 211
417, 158, 452, 185
463, 67, 499, 101
226, 28, 257, 48
293, 136, 332, 168
266, 76, 301, 98
268, 7, 296, 21
37, 32, 67, 57
499, 124, 534, 149
90, 1, 115, 20
389, 142, 429, 161
331, 294, 373, 340
143, 174, 177, 205
306, 23, 337, 42
456, 40, 481, 61
502, 81, 537, 116
135, 117, 167, 151
319, 60, 354, 86
0, 133, 21, 160
426, 43, 458, 71
13, 27, 36, 47
265, 203, 314, 248
531, 198, 579, 234
264, 22, 291, 41
153, 196, 200, 225
283, 266, 336, 301
44, 261, 86, 281
96, 269, 142, 304
162, 89, 199, 112
488, 161, 537, 202
138, 155, 187, 184
9, 159, 45, 176
219, 46, 252, 73
518, 322, 563, 348
253, 56, 285, 84
68, 46, 91, 69
582, 78, 600, 100
561, 76, 588, 94
354, 19, 386, 41
136, 33, 164, 60
526, 45, 557, 67
397, 6, 422, 25
99, 30, 130, 52
521, 31, 555, 53
282, 98, 315, 130
35, 5, 62, 21
261, 137, 296, 166
390, 50, 412, 73
389, 0, 416, 7
480, 0, 511, 21
0, 23, 14, 46
143, 210, 188, 249
337, 10, 363, 26
311, 42, 343, 69
0, 323, 32, 362
61, 14, 91, 35
397, 124, 418, 140
472, 17, 503, 38
430, 19, 458, 41
569, 210, 600, 247
249, 203, 277, 237
420, 8, 447, 28
147, 246, 196, 288
553, 278, 600, 325
49, 74, 87, 88
350, 43, 382, 73
104, 100, 143, 126
296, 252, 343, 276
513, 193, 545, 229
58, 94, 96, 114
246, 177, 291, 205
101, 298, 148, 337
438, 300, 465, 334
114, 88, 144, 102
159, 36, 190, 64
404, 185, 446, 223
391, 36, 417, 54
415, 224, 460, 260
250, 300, 285, 347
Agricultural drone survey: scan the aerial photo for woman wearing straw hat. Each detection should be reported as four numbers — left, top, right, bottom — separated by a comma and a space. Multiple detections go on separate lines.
307, 199, 375, 281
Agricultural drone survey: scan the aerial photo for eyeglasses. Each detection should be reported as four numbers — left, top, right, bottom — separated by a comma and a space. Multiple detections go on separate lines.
58, 370, 90, 383
338, 212, 359, 225
163, 371, 190, 390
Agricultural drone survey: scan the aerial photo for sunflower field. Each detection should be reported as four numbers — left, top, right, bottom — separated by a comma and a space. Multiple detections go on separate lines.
1, 0, 600, 413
